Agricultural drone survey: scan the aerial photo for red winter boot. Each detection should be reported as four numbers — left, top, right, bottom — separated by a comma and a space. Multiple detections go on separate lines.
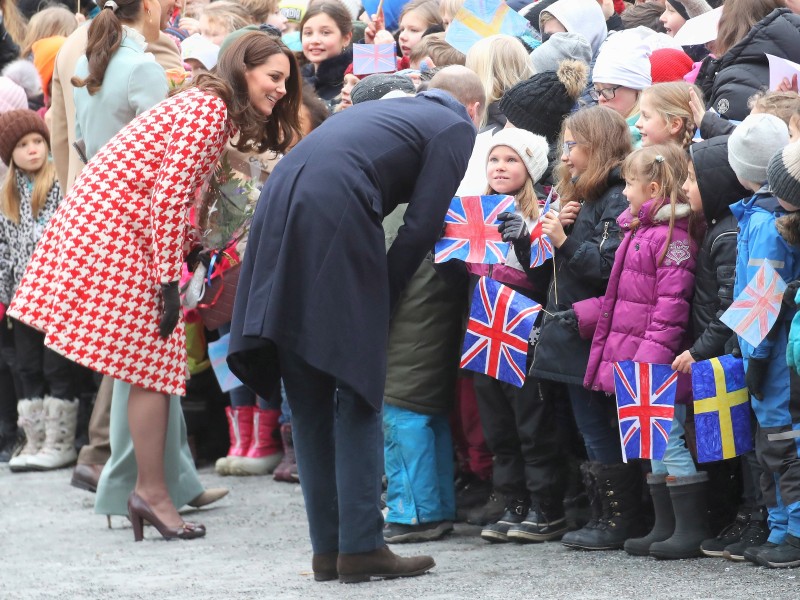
215, 406, 254, 476
229, 408, 283, 476
273, 422, 300, 483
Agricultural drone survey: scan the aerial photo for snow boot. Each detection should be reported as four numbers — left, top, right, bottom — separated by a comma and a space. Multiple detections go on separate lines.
722, 506, 769, 561
649, 473, 711, 559
561, 462, 642, 550
8, 398, 45, 472
215, 406, 253, 476
229, 408, 282, 475
624, 473, 675, 556
481, 496, 529, 543
757, 534, 800, 568
700, 506, 751, 558
273, 422, 300, 482
27, 397, 78, 470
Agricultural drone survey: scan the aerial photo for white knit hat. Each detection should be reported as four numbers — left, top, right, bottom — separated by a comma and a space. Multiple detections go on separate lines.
0, 76, 28, 113
181, 34, 220, 71
592, 33, 652, 90
728, 113, 789, 184
486, 128, 550, 185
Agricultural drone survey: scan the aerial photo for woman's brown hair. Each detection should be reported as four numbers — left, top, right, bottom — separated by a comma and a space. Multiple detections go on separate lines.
300, 0, 353, 38
193, 31, 303, 154
557, 106, 632, 205
714, 0, 785, 57
70, 0, 144, 95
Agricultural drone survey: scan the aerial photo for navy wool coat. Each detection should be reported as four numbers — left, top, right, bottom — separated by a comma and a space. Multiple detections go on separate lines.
227, 90, 476, 409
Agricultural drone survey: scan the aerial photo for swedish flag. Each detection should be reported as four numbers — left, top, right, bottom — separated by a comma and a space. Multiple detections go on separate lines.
691, 355, 754, 463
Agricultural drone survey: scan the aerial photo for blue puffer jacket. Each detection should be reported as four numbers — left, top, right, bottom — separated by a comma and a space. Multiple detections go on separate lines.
732, 192, 800, 427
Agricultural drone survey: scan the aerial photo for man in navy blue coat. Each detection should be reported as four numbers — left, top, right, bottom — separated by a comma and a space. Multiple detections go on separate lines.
228, 66, 484, 583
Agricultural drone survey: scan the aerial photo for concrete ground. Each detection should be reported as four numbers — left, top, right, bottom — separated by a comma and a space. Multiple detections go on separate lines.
1, 465, 798, 600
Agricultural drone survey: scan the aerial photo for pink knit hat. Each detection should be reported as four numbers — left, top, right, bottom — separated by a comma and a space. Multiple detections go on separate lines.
0, 76, 28, 114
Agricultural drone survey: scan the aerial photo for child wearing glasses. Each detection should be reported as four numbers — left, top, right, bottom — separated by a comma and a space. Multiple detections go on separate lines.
530, 106, 631, 548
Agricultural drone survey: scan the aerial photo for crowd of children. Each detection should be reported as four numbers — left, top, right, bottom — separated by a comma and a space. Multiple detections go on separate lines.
3, 0, 800, 577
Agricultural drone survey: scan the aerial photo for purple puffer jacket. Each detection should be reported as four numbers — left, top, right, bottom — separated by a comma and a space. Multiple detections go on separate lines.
573, 199, 698, 400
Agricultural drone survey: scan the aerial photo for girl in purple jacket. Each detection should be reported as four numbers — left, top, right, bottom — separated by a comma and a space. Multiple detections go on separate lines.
572, 143, 703, 557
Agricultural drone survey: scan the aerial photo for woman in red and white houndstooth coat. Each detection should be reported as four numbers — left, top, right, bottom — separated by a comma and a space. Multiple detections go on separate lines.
9, 32, 302, 540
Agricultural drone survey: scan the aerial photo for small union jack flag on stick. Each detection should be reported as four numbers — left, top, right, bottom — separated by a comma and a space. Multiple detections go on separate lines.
352, 43, 397, 75
460, 277, 541, 387
720, 262, 786, 349
529, 192, 554, 268
613, 361, 677, 462
434, 195, 515, 264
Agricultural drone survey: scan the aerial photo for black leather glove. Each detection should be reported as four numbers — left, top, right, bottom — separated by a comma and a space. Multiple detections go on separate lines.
497, 212, 530, 248
158, 282, 181, 339
551, 308, 578, 331
185, 246, 210, 272
745, 357, 769, 401
783, 280, 800, 308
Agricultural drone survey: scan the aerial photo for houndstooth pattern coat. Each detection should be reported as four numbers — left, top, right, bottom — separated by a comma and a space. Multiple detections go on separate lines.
9, 88, 233, 396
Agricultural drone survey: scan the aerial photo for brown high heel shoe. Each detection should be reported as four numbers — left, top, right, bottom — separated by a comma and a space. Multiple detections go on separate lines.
127, 492, 206, 542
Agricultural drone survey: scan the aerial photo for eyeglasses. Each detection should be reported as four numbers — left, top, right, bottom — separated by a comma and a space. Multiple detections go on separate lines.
562, 141, 578, 155
589, 85, 623, 101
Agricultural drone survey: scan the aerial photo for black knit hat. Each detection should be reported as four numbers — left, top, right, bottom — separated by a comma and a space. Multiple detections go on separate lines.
351, 74, 415, 105
0, 109, 50, 166
768, 142, 800, 207
498, 59, 587, 144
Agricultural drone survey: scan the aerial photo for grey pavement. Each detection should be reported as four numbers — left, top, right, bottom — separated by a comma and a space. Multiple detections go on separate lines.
1, 465, 798, 600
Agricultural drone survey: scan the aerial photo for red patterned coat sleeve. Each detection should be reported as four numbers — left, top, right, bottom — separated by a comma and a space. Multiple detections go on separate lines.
150, 93, 228, 284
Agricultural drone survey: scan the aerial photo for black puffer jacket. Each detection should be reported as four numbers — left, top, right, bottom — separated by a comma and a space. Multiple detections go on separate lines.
301, 47, 353, 103
688, 136, 749, 360
697, 8, 800, 122
0, 20, 19, 72
530, 168, 628, 385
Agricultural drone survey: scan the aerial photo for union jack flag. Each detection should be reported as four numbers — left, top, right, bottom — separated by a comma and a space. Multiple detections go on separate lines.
613, 361, 677, 462
720, 262, 787, 349
529, 192, 554, 268
434, 194, 514, 264
460, 277, 541, 387
352, 43, 397, 75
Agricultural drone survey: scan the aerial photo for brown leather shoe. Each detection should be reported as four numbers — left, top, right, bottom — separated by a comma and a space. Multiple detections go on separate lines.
70, 463, 103, 493
187, 488, 229, 508
337, 545, 435, 583
311, 552, 338, 582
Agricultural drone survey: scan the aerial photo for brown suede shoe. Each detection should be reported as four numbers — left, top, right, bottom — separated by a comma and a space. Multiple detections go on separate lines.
337, 545, 435, 583
70, 463, 103, 493
312, 552, 339, 582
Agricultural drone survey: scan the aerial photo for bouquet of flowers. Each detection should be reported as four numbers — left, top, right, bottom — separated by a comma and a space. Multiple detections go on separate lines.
183, 152, 259, 309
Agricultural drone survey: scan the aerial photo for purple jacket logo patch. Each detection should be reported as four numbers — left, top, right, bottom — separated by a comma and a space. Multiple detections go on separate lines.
665, 240, 690, 266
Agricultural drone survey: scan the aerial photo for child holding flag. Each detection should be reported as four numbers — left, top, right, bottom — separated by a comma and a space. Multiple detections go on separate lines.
729, 126, 800, 568
466, 128, 568, 544
570, 143, 702, 553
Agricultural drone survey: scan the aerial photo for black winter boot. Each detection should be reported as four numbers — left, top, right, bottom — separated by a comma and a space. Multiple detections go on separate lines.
757, 534, 800, 568
723, 506, 769, 561
561, 462, 642, 551
649, 473, 711, 559
481, 497, 529, 543
700, 506, 751, 558
562, 461, 601, 544
624, 473, 674, 556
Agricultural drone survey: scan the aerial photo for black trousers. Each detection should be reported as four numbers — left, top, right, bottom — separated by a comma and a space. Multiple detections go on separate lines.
12, 319, 78, 400
473, 371, 566, 509
278, 347, 385, 555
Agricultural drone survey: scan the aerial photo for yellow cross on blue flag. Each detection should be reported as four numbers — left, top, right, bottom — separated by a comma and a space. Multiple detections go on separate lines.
691, 354, 753, 463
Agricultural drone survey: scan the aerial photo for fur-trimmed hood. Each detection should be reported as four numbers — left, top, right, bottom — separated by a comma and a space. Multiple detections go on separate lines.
1, 59, 42, 97
617, 198, 692, 230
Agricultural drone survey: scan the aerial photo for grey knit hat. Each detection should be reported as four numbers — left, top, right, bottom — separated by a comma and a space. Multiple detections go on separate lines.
728, 114, 789, 185
351, 74, 415, 105
768, 141, 800, 207
530, 32, 592, 74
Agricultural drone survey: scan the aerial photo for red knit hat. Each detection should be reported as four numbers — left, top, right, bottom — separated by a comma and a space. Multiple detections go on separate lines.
614, 0, 626, 14
649, 48, 694, 83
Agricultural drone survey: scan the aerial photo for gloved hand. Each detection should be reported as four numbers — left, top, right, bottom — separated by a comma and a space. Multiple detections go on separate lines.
551, 308, 578, 331
158, 282, 181, 339
783, 280, 800, 308
787, 309, 800, 374
745, 357, 770, 401
185, 246, 210, 272
497, 212, 530, 248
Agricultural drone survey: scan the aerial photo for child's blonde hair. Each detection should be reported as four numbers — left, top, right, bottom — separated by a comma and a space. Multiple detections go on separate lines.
748, 90, 800, 125
439, 0, 464, 23
238, 0, 282, 24
201, 1, 255, 33
641, 81, 703, 149
485, 176, 539, 222
409, 32, 465, 66
0, 137, 56, 226
621, 143, 696, 263
20, 6, 78, 59
400, 0, 443, 30
465, 35, 533, 127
